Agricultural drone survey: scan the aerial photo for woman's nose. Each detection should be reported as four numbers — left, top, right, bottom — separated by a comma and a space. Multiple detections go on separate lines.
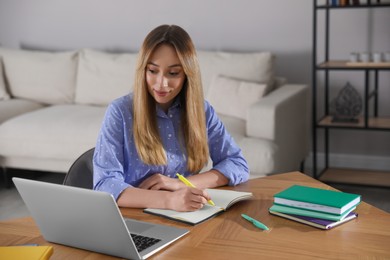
163, 78, 168, 87
158, 76, 168, 87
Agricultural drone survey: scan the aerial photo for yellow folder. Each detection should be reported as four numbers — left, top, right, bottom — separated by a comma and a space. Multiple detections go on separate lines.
0, 246, 53, 260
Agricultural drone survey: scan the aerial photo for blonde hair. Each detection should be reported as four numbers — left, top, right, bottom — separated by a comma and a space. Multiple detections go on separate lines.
133, 24, 209, 173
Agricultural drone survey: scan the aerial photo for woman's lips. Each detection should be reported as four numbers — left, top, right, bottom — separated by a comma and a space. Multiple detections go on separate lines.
154, 90, 169, 97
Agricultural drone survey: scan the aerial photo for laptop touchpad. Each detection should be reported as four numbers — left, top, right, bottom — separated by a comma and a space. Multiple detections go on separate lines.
125, 219, 154, 234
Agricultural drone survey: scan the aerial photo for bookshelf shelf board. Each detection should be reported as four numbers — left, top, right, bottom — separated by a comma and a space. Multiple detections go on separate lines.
317, 116, 390, 130
318, 60, 390, 70
317, 4, 390, 9
319, 168, 390, 187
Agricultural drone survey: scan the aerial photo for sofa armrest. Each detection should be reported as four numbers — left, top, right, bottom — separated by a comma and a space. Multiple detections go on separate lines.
247, 84, 308, 141
246, 84, 310, 172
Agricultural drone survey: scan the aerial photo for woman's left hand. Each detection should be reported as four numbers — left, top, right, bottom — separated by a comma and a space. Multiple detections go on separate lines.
138, 173, 185, 191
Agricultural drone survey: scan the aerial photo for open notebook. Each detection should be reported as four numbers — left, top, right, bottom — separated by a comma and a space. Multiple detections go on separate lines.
144, 189, 253, 225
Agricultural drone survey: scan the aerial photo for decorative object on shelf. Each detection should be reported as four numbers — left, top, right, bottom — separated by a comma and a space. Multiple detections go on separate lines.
330, 82, 362, 123
385, 52, 390, 62
349, 52, 359, 62
347, 51, 390, 66
373, 52, 383, 63
359, 52, 371, 62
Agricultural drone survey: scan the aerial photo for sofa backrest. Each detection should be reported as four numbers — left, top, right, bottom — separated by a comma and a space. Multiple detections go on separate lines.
0, 47, 77, 105
0, 47, 275, 108
197, 50, 274, 94
75, 49, 137, 106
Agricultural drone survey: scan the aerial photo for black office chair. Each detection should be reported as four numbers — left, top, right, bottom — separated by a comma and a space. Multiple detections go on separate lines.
63, 148, 95, 189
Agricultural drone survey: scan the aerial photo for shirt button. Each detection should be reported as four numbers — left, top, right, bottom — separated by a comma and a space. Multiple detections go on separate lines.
169, 114, 173, 118
170, 155, 175, 159
168, 134, 172, 138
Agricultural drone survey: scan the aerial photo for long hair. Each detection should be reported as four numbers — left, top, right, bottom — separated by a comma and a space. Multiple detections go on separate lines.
133, 24, 209, 173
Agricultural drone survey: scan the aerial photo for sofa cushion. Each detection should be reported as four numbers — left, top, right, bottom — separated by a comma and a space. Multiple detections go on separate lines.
0, 57, 10, 101
75, 49, 137, 106
197, 51, 274, 94
0, 99, 45, 124
274, 76, 287, 89
0, 104, 106, 160
0, 48, 77, 105
207, 75, 270, 120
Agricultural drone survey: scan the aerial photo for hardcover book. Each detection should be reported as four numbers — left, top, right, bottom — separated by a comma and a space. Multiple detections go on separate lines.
273, 185, 361, 215
144, 189, 253, 225
0, 246, 53, 260
269, 204, 356, 221
269, 210, 358, 230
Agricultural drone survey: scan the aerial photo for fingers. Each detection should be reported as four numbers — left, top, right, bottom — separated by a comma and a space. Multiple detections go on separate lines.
181, 197, 205, 211
187, 201, 204, 211
201, 190, 211, 202
139, 174, 164, 190
190, 188, 211, 204
138, 178, 156, 190
188, 187, 208, 206
168, 187, 209, 212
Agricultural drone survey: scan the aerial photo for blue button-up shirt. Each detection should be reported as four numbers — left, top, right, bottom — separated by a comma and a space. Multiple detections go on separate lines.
93, 94, 249, 200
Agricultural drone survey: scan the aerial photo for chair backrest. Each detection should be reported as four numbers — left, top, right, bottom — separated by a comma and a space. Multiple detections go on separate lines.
63, 148, 95, 189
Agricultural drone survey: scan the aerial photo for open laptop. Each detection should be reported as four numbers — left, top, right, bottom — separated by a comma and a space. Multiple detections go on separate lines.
13, 177, 189, 259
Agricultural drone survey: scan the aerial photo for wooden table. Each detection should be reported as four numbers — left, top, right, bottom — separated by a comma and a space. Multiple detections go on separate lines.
1, 172, 390, 259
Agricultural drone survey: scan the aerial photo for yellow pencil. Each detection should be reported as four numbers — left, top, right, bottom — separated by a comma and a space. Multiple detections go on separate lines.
176, 173, 215, 206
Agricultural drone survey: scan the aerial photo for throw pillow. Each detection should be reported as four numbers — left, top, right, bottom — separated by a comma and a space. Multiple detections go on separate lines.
0, 47, 77, 105
197, 51, 274, 94
206, 75, 270, 120
0, 57, 10, 100
75, 49, 137, 106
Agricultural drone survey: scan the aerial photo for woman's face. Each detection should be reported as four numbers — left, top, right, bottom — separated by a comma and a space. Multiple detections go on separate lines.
146, 44, 186, 112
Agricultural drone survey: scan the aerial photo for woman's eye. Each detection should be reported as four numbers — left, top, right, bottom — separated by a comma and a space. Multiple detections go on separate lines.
169, 72, 179, 76
148, 69, 157, 74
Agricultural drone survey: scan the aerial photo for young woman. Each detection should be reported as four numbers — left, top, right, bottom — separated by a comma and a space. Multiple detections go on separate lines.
93, 24, 249, 212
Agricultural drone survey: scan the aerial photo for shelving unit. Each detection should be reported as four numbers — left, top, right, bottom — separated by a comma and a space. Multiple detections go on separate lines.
312, 0, 390, 186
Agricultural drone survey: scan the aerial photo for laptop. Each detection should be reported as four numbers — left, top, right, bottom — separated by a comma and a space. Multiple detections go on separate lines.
13, 177, 189, 259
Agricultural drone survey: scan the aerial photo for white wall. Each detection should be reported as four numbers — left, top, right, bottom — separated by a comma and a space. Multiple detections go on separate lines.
0, 0, 313, 83
0, 0, 389, 171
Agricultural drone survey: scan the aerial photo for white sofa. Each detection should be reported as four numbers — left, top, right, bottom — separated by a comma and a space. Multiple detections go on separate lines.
0, 47, 309, 179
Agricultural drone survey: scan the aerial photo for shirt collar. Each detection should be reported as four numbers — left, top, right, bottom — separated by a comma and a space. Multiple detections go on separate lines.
156, 97, 182, 118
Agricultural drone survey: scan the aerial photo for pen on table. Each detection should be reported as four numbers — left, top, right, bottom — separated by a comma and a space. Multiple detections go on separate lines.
176, 173, 215, 206
241, 213, 269, 231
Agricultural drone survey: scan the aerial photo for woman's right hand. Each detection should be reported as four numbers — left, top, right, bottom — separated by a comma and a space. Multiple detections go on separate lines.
166, 187, 211, 212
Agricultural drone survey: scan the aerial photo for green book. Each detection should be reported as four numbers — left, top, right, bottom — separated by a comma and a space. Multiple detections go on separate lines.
269, 204, 356, 221
274, 185, 361, 215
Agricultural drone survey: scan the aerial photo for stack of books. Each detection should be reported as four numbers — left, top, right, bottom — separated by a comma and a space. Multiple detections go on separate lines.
269, 185, 361, 230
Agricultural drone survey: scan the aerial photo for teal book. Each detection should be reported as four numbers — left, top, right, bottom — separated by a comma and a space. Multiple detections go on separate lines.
269, 204, 356, 221
274, 185, 361, 215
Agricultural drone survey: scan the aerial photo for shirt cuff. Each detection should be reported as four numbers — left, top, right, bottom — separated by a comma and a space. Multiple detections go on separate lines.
95, 178, 131, 201
212, 160, 249, 186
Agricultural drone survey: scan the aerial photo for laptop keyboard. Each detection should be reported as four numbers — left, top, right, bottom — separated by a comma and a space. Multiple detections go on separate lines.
130, 233, 161, 252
